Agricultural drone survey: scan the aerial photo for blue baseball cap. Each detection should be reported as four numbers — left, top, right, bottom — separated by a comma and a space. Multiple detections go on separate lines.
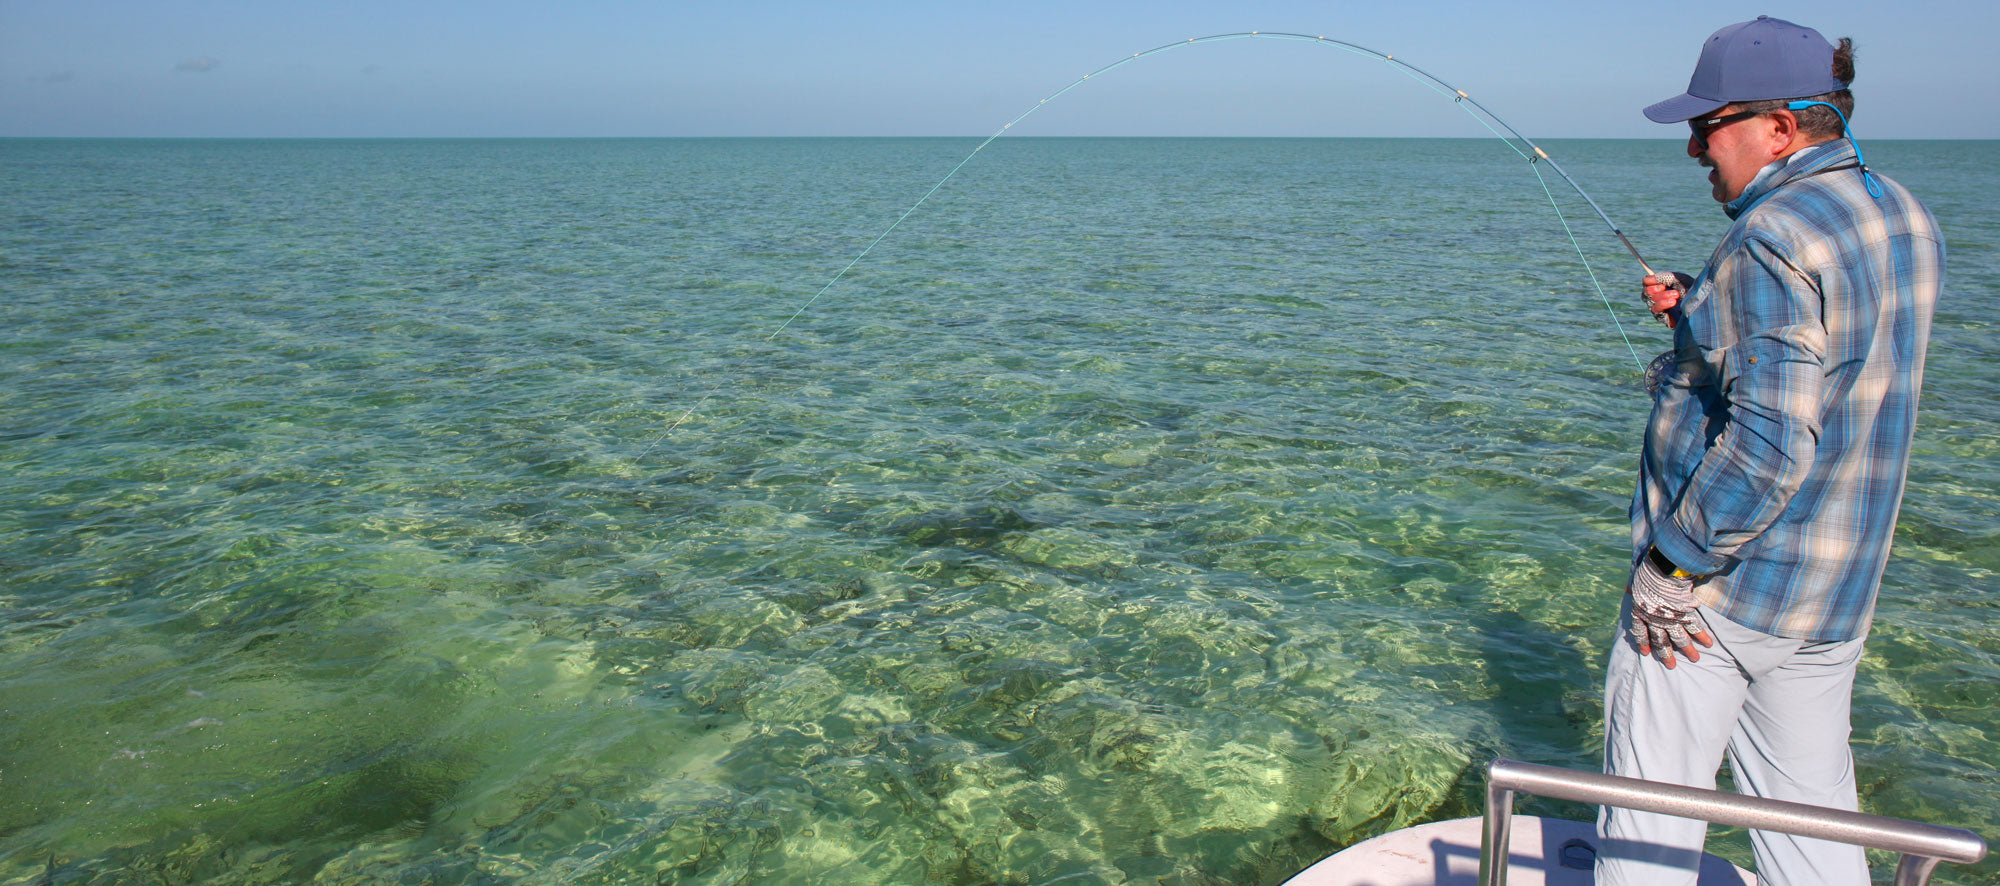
1643, 16, 1845, 123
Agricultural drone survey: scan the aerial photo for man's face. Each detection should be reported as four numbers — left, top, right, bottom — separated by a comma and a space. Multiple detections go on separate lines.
1686, 104, 1774, 203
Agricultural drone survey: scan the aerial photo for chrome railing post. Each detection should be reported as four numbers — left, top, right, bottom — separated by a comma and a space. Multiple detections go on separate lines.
1894, 853, 1943, 886
1479, 765, 1515, 886
1479, 758, 1986, 885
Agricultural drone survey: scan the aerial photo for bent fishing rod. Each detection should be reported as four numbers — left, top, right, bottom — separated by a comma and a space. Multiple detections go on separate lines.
644, 31, 1659, 451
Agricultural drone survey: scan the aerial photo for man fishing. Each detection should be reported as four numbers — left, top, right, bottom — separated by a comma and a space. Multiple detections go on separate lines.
1596, 16, 1943, 886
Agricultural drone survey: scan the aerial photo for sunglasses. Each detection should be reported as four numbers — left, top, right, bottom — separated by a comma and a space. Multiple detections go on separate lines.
1687, 110, 1766, 151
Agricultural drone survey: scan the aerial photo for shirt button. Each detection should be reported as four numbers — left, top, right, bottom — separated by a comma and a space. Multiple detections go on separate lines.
1748, 356, 1759, 364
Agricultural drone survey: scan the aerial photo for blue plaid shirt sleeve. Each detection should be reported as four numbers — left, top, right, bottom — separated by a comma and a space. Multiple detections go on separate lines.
1651, 237, 1827, 574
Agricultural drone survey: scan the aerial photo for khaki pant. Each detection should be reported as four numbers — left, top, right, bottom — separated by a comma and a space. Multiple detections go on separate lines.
1595, 597, 1870, 886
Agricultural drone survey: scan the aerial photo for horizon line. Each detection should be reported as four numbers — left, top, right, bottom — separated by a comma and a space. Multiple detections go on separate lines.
6, 134, 1995, 142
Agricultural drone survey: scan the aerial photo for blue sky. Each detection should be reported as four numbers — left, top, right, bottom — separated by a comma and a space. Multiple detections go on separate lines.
3, 0, 1993, 139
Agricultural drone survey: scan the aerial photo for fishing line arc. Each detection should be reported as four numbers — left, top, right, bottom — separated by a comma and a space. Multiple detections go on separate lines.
645, 30, 1655, 452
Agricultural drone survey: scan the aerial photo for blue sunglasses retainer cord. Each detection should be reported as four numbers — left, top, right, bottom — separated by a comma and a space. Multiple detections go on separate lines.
1787, 100, 1884, 198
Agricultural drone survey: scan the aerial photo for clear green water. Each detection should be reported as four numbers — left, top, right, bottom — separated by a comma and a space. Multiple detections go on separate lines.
1, 138, 1994, 885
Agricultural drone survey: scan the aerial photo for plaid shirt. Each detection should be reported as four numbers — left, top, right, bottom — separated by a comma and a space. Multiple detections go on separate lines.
1634, 140, 1944, 641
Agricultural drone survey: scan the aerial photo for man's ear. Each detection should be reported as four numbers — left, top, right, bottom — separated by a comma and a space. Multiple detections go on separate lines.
1765, 109, 1802, 155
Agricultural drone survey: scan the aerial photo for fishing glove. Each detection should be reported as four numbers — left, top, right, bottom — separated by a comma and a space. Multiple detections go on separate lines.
1627, 551, 1710, 666
1644, 271, 1694, 328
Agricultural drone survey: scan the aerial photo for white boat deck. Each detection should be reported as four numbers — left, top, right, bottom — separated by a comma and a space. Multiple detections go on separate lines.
1281, 815, 1757, 885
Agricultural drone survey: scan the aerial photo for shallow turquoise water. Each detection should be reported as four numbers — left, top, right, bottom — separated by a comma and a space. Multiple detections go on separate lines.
1, 138, 1995, 885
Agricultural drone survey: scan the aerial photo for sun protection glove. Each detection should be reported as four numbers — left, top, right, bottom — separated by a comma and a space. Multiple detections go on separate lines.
1643, 271, 1694, 328
1627, 550, 1711, 667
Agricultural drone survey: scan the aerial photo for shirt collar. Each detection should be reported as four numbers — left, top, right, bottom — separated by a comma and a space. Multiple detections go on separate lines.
1723, 140, 1856, 220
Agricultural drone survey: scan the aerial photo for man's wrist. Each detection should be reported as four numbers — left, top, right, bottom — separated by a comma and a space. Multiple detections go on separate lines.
1648, 546, 1694, 579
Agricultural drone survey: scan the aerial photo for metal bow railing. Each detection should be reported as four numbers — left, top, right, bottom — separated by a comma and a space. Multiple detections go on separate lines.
1480, 758, 1988, 886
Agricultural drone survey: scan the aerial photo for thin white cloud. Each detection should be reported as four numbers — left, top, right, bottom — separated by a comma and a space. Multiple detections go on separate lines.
175, 57, 220, 73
